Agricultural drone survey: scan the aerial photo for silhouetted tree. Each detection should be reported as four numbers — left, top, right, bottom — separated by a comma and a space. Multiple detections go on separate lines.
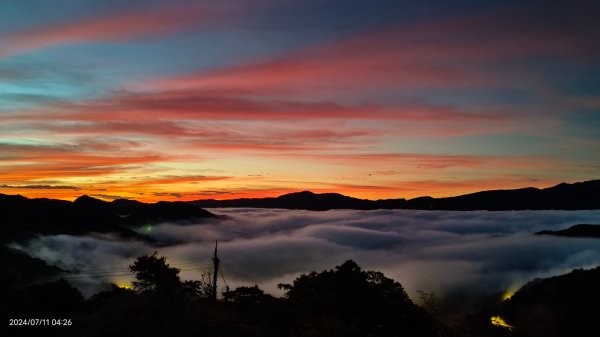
129, 251, 181, 293
279, 260, 442, 337
128, 251, 205, 297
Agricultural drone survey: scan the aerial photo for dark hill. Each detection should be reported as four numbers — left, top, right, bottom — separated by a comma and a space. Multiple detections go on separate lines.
0, 194, 216, 243
0, 245, 63, 287
190, 180, 600, 211
535, 224, 600, 238
501, 266, 600, 337
274, 191, 378, 210
0, 193, 123, 242
190, 190, 407, 210
125, 201, 216, 225
414, 180, 600, 210
111, 198, 145, 215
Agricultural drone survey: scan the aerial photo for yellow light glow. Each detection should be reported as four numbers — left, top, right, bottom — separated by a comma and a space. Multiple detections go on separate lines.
490, 316, 513, 330
502, 283, 520, 301
116, 282, 132, 289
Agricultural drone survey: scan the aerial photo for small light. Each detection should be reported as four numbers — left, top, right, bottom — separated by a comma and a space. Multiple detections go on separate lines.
490, 315, 513, 330
117, 282, 132, 289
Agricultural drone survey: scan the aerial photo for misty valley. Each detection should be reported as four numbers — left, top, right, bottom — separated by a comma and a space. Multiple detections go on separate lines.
3, 0, 600, 335
2, 192, 600, 337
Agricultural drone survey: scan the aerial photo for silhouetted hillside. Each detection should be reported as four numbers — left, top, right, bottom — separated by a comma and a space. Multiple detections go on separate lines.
0, 194, 216, 243
190, 180, 600, 210
125, 201, 216, 226
190, 191, 404, 210
501, 266, 600, 337
412, 180, 600, 210
536, 224, 600, 238
0, 194, 125, 242
111, 198, 145, 215
0, 246, 62, 287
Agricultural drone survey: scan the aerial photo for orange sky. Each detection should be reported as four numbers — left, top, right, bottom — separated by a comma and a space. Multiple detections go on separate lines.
1, 0, 598, 202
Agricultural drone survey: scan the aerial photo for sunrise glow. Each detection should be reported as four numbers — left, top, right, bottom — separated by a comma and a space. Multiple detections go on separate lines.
1, 1, 598, 202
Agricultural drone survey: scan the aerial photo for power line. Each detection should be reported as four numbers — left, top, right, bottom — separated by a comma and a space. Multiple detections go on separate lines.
51, 264, 213, 281
58, 266, 213, 280
41, 250, 226, 295
60, 272, 134, 279
64, 260, 213, 274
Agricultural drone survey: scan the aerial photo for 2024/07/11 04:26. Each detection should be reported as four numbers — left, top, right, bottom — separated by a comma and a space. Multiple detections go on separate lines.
8, 318, 72, 326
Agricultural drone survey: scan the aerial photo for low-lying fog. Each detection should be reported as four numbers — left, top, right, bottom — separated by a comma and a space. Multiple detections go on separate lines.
13, 208, 600, 303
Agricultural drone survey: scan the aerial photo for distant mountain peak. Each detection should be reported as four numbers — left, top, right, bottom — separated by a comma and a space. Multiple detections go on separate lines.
281, 191, 316, 197
74, 195, 104, 204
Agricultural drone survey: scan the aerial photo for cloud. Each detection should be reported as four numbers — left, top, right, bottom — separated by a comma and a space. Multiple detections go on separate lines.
0, 141, 168, 182
140, 4, 600, 96
285, 152, 558, 170
1, 1, 597, 202
0, 2, 243, 58
90, 194, 128, 201
14, 208, 600, 302
0, 184, 80, 190
9, 91, 463, 122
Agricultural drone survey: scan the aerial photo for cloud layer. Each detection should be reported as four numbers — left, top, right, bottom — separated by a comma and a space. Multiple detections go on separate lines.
15, 208, 600, 301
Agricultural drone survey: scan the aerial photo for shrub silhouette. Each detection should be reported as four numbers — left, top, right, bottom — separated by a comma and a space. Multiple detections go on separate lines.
224, 285, 272, 305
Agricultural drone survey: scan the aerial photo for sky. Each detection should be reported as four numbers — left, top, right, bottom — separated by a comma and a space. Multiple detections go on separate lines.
0, 0, 599, 201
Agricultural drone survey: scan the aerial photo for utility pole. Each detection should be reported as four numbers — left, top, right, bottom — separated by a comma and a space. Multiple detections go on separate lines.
212, 240, 219, 303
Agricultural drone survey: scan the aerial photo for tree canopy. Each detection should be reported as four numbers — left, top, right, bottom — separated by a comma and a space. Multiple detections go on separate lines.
128, 251, 205, 297
278, 260, 439, 337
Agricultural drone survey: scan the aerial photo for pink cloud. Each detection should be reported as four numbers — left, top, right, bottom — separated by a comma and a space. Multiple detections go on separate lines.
269, 152, 561, 171
0, 2, 241, 57
141, 10, 596, 96
0, 141, 169, 182
4, 89, 503, 125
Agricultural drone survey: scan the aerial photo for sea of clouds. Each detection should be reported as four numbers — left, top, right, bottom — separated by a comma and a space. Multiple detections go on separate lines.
13, 208, 600, 302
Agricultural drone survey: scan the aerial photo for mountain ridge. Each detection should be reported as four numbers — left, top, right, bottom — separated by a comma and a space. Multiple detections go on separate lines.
189, 179, 600, 211
0, 194, 216, 243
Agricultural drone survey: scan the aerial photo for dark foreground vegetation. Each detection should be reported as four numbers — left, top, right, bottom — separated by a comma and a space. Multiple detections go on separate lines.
2, 250, 599, 337
2, 252, 442, 337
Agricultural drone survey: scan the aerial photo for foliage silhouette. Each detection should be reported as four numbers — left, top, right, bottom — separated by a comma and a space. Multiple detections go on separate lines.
128, 251, 205, 297
3, 258, 446, 337
17, 252, 600, 337
224, 284, 273, 305
278, 260, 440, 337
